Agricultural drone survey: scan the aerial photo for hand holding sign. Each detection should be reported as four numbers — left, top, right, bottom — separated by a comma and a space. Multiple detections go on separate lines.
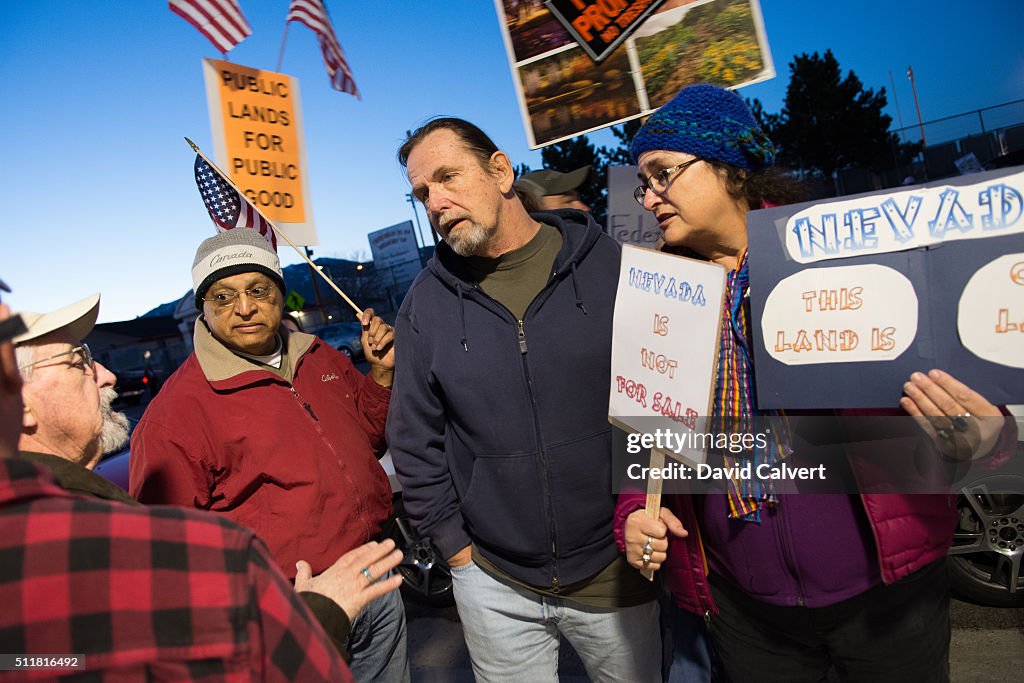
901, 369, 1005, 461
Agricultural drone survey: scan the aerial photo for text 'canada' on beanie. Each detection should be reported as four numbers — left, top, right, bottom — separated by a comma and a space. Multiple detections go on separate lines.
191, 229, 284, 307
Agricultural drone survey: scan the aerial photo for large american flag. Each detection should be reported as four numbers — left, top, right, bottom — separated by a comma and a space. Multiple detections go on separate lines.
286, 0, 360, 98
169, 0, 252, 54
193, 156, 278, 249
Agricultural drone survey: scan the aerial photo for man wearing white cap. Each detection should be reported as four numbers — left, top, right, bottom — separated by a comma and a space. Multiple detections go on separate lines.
130, 228, 409, 682
12, 293, 134, 502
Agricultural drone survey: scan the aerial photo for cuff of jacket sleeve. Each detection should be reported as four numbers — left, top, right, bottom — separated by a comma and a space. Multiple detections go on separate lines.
613, 493, 647, 554
299, 592, 352, 663
362, 371, 393, 400
431, 514, 472, 562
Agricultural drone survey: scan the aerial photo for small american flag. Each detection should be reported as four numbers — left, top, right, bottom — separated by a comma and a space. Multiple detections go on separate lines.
193, 156, 278, 249
169, 0, 252, 54
286, 0, 360, 98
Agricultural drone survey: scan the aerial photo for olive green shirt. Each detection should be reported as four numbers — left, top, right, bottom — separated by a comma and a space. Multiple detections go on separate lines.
463, 223, 562, 319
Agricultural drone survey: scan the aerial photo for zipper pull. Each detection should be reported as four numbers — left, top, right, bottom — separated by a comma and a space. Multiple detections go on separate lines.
551, 576, 560, 593
517, 320, 528, 354
291, 387, 318, 421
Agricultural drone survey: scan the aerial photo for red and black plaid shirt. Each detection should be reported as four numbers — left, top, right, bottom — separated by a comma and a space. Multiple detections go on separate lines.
0, 458, 353, 682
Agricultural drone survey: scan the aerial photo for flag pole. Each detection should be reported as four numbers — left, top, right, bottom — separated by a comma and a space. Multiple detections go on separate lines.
184, 137, 363, 317
275, 23, 290, 73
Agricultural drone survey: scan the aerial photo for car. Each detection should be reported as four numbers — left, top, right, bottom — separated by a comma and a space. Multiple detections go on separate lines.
111, 371, 149, 407
316, 322, 364, 360
949, 472, 1024, 607
946, 410, 1024, 607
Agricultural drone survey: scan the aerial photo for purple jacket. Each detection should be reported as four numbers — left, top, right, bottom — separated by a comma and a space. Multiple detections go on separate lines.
613, 410, 1018, 617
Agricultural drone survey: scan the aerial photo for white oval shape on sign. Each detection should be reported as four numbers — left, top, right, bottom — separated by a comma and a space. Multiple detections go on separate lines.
762, 265, 918, 366
958, 254, 1024, 369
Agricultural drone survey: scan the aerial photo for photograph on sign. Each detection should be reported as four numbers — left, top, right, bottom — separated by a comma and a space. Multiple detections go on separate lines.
499, 0, 574, 62
494, 0, 773, 148
633, 0, 770, 109
747, 166, 1024, 409
519, 46, 640, 146
203, 58, 317, 245
609, 245, 726, 466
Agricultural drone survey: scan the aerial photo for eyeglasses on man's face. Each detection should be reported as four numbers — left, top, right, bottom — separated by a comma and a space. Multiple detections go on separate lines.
19, 343, 94, 374
633, 158, 703, 205
202, 284, 276, 308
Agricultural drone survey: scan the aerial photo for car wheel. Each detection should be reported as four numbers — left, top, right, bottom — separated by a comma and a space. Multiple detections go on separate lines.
340, 346, 353, 359
948, 476, 1024, 607
382, 497, 454, 607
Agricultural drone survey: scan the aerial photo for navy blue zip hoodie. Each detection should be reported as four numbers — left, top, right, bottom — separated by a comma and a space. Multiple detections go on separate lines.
387, 210, 623, 590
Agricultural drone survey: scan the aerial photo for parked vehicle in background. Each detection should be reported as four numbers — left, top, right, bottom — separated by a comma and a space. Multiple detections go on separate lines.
111, 371, 148, 407
315, 322, 364, 360
947, 410, 1024, 607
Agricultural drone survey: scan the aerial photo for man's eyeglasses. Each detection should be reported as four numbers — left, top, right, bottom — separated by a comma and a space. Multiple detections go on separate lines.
19, 343, 94, 373
202, 285, 275, 308
633, 158, 703, 205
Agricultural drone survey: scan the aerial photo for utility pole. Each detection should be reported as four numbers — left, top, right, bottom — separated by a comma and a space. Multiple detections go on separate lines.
907, 66, 927, 147
406, 192, 434, 266
304, 246, 327, 327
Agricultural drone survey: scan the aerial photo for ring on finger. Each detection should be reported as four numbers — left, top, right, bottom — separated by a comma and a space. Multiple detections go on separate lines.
642, 553, 651, 567
641, 536, 654, 556
361, 566, 374, 582
951, 412, 972, 432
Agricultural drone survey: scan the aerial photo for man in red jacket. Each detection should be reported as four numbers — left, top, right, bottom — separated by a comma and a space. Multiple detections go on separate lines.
130, 228, 408, 682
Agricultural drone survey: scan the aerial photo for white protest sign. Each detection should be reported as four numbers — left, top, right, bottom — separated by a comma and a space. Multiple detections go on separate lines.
761, 264, 919, 366
958, 253, 1024, 369
785, 170, 1024, 264
609, 245, 726, 465
607, 166, 661, 248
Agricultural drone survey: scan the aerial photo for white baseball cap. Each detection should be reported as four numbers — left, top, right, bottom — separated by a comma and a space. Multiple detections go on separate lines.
13, 293, 100, 345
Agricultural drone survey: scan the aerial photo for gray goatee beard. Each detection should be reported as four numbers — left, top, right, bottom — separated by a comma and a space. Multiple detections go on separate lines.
99, 386, 131, 454
441, 215, 489, 257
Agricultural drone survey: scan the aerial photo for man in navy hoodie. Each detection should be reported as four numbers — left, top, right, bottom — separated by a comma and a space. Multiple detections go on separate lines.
388, 118, 660, 682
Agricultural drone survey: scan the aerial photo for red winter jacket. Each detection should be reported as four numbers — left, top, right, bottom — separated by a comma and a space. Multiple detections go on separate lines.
130, 323, 393, 578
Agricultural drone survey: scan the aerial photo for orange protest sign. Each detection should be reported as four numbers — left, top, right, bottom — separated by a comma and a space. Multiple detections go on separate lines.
203, 59, 318, 245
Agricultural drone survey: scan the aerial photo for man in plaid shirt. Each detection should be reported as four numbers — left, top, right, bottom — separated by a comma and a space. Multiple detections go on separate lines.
0, 290, 363, 681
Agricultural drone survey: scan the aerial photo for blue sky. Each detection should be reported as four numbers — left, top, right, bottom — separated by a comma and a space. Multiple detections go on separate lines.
3, 0, 1022, 322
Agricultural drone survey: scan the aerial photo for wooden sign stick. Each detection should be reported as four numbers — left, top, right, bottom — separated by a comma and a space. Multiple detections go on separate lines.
184, 137, 363, 317
641, 448, 667, 581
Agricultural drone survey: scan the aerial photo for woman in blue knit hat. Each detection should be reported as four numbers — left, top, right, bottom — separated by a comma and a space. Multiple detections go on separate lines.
612, 84, 1016, 681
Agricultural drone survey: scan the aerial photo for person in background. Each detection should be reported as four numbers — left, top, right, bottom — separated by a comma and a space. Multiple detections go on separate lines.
522, 165, 592, 212
130, 228, 409, 682
615, 83, 1017, 682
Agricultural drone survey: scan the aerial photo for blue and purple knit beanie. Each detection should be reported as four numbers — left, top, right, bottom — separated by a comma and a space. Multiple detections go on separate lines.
630, 84, 776, 171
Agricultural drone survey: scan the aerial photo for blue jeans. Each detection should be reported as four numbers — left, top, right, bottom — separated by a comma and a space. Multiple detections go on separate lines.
346, 574, 410, 683
660, 591, 712, 683
451, 561, 661, 683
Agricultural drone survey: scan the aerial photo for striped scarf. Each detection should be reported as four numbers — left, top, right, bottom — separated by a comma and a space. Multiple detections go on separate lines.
713, 249, 791, 521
